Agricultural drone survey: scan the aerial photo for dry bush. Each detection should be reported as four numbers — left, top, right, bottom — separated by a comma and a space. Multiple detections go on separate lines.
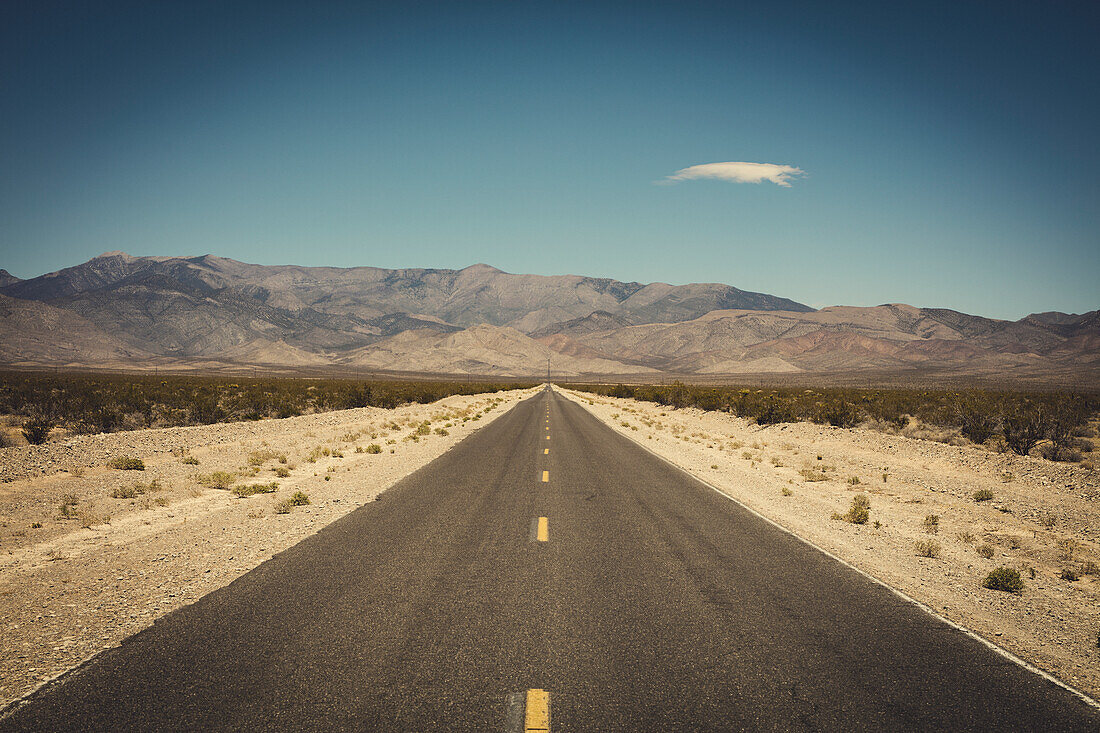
915, 540, 941, 558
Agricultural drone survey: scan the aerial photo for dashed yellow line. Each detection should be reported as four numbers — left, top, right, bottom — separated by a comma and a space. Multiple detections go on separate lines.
544, 448, 549, 455
536, 517, 549, 542
525, 689, 550, 731
541, 470, 549, 482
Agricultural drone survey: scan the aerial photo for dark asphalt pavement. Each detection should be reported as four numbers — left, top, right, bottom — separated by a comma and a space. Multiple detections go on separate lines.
2, 387, 1097, 731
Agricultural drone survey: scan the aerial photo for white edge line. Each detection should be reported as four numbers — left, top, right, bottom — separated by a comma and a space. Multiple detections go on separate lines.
559, 388, 1100, 712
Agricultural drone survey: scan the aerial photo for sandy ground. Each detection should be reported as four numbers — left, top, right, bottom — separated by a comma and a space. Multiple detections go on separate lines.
0, 386, 538, 706
559, 388, 1100, 702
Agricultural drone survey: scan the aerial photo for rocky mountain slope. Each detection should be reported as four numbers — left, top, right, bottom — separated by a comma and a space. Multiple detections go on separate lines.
0, 252, 1096, 378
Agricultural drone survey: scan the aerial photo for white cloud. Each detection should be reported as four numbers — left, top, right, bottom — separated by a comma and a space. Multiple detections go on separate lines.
663, 161, 806, 187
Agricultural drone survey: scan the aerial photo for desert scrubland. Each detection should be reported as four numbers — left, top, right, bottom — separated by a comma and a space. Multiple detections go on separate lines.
559, 387, 1100, 701
0, 386, 537, 707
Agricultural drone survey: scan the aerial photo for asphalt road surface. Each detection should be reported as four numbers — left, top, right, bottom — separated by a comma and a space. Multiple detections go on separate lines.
3, 387, 1097, 731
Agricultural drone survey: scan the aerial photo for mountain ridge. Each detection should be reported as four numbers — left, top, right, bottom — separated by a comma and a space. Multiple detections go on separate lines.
0, 253, 1096, 378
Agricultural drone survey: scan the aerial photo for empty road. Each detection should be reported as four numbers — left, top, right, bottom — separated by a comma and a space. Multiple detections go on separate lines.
2, 387, 1097, 731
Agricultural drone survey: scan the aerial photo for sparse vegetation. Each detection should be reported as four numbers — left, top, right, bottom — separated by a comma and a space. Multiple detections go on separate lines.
232, 482, 279, 498
0, 371, 528, 435
274, 490, 311, 514
195, 471, 236, 489
915, 540, 941, 558
21, 414, 56, 444
976, 543, 995, 559
107, 456, 145, 470
565, 383, 1098, 463
973, 488, 994, 502
833, 494, 870, 524
922, 514, 940, 534
982, 567, 1024, 593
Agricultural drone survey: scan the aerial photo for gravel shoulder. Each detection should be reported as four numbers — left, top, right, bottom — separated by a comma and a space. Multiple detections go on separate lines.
560, 387, 1100, 702
0, 386, 538, 706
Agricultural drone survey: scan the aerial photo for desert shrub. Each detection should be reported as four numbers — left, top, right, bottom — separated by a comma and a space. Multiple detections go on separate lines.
1057, 538, 1079, 561
289, 490, 310, 505
923, 514, 940, 534
1040, 444, 1083, 463
111, 485, 140, 499
954, 394, 1000, 444
21, 415, 56, 445
77, 506, 109, 529
973, 489, 994, 502
982, 567, 1023, 593
1060, 568, 1079, 581
365, 443, 383, 454
273, 466, 290, 478
811, 400, 860, 428
232, 482, 279, 498
800, 468, 829, 482
248, 449, 286, 466
1001, 403, 1048, 456
107, 456, 145, 470
915, 540, 941, 558
976, 543, 995, 559
835, 494, 870, 524
196, 471, 235, 489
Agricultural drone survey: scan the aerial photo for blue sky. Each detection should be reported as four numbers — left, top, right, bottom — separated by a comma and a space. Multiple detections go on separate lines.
1, 1, 1097, 319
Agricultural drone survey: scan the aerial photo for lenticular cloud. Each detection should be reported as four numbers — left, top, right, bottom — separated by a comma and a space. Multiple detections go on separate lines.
664, 161, 806, 187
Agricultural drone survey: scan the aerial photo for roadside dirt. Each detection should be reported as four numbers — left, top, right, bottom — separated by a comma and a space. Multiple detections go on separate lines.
0, 387, 538, 706
560, 388, 1100, 702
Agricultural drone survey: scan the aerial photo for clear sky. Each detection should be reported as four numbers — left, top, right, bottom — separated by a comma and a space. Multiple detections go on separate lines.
1, 1, 1097, 320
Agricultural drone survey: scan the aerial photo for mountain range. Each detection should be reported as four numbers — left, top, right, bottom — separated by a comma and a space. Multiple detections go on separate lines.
1, 252, 1096, 381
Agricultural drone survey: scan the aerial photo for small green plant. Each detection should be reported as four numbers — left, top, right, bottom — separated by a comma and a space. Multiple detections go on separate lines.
882, 472, 888, 483
111, 485, 140, 499
915, 540, 941, 558
800, 468, 829, 482
107, 456, 145, 470
976, 543, 995, 559
273, 466, 290, 478
923, 514, 940, 534
781, 487, 793, 497
973, 489, 994, 502
957, 531, 975, 544
181, 456, 200, 465
31, 521, 42, 529
847, 476, 861, 485
232, 482, 279, 498
982, 567, 1023, 593
364, 443, 382, 454
289, 491, 310, 506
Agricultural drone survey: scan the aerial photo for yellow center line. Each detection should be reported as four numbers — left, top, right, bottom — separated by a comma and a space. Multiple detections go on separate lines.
546, 435, 550, 440
525, 689, 550, 731
536, 517, 549, 542
541, 470, 549, 482
544, 448, 549, 454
